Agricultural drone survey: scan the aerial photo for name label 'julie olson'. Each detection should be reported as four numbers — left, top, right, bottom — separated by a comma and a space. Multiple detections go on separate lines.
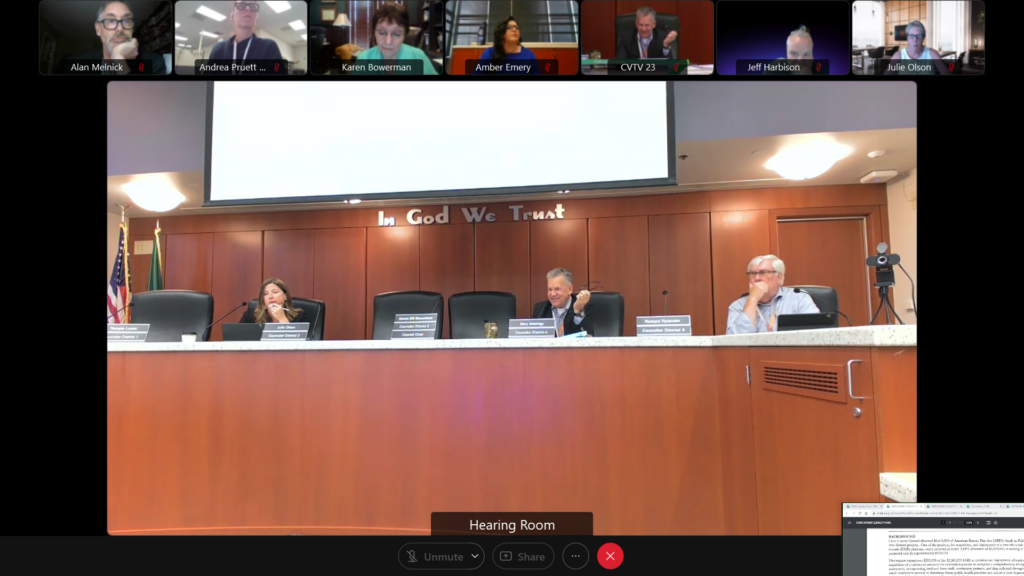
261, 322, 309, 341
378, 203, 567, 226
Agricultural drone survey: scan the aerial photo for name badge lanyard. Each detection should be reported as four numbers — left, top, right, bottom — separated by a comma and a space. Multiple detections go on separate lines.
756, 299, 778, 332
233, 36, 252, 75
553, 307, 568, 337
638, 36, 648, 59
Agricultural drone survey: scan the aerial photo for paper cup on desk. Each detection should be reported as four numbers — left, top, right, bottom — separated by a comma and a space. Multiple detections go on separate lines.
485, 323, 498, 339
181, 333, 197, 343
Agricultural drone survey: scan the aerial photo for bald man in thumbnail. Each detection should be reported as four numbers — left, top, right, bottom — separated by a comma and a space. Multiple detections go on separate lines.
616, 6, 678, 59
763, 25, 822, 75
63, 1, 167, 74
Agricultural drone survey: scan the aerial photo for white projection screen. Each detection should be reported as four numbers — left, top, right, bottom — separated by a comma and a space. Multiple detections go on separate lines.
205, 81, 675, 206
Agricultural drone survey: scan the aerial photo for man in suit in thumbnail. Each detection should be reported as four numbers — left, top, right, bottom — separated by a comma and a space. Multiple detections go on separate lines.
616, 6, 678, 60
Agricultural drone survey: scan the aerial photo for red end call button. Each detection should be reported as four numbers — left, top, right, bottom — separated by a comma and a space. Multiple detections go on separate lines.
597, 543, 623, 569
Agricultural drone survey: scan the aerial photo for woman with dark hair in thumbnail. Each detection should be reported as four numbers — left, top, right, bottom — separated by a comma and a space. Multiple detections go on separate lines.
473, 16, 540, 74
355, 2, 438, 75
884, 20, 950, 75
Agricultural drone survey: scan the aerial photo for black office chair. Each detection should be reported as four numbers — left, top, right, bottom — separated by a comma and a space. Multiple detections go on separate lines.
246, 298, 326, 340
405, 25, 441, 73
588, 292, 625, 337
954, 51, 966, 74
373, 291, 444, 340
449, 291, 517, 339
786, 285, 838, 314
131, 290, 214, 342
405, 26, 424, 49
309, 26, 329, 74
614, 14, 679, 59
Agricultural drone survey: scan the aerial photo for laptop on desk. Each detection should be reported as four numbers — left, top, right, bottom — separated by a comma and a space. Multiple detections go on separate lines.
222, 323, 265, 341
777, 313, 838, 331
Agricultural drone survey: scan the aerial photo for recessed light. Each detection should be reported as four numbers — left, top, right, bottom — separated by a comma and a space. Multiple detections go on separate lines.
122, 178, 186, 212
288, 20, 306, 31
200, 31, 220, 38
175, 35, 187, 41
178, 43, 185, 47
868, 150, 886, 158
175, 22, 180, 28
266, 2, 293, 13
765, 141, 853, 180
196, 6, 227, 21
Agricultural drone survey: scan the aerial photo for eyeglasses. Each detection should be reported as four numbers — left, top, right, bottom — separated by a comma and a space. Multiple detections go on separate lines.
235, 2, 260, 12
907, 34, 924, 40
506, 25, 520, 31
746, 270, 778, 278
97, 18, 134, 30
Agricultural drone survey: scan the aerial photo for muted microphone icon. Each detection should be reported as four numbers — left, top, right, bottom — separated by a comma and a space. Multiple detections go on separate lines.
407, 550, 418, 563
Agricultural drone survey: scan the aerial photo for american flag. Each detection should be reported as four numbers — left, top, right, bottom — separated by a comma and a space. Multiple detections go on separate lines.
107, 215, 132, 323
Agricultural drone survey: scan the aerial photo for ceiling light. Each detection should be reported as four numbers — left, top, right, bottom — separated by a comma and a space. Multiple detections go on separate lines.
860, 170, 899, 184
288, 20, 306, 31
348, 199, 362, 204
867, 150, 886, 158
175, 22, 180, 28
200, 31, 220, 38
122, 178, 186, 212
301, 33, 307, 41
764, 141, 853, 180
196, 6, 227, 21
265, 2, 293, 13
177, 43, 185, 47
175, 35, 187, 41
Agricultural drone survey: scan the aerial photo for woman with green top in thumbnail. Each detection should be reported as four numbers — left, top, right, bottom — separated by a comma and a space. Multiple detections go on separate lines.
473, 16, 541, 75
354, 2, 438, 75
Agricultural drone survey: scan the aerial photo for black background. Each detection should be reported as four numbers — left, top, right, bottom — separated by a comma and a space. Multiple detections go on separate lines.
20, 1, 1011, 573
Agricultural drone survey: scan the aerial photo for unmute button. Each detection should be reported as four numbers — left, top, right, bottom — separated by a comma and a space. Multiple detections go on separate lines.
399, 543, 485, 570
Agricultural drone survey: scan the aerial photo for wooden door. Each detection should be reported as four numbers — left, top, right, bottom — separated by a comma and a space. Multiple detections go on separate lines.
777, 218, 872, 326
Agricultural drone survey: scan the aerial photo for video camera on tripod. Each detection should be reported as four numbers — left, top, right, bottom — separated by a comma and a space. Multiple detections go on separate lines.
867, 242, 903, 325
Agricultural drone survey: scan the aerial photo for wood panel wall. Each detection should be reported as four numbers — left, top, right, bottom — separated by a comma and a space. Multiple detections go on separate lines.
129, 185, 889, 338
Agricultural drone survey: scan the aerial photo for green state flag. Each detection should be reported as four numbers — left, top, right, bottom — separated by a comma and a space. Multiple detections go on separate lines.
147, 221, 163, 291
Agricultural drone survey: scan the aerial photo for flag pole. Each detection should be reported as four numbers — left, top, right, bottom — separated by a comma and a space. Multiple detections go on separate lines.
115, 204, 133, 321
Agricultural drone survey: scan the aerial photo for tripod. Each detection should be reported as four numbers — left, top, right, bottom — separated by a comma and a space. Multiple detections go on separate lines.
870, 284, 904, 325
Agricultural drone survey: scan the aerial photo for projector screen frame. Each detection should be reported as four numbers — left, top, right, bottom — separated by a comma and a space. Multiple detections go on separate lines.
203, 81, 676, 207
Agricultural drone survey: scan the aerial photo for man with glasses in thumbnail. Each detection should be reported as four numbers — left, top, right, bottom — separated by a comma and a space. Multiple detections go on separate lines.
885, 20, 950, 75
726, 255, 818, 334
616, 7, 678, 60
64, 1, 167, 74
763, 25, 822, 75
208, 1, 283, 72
